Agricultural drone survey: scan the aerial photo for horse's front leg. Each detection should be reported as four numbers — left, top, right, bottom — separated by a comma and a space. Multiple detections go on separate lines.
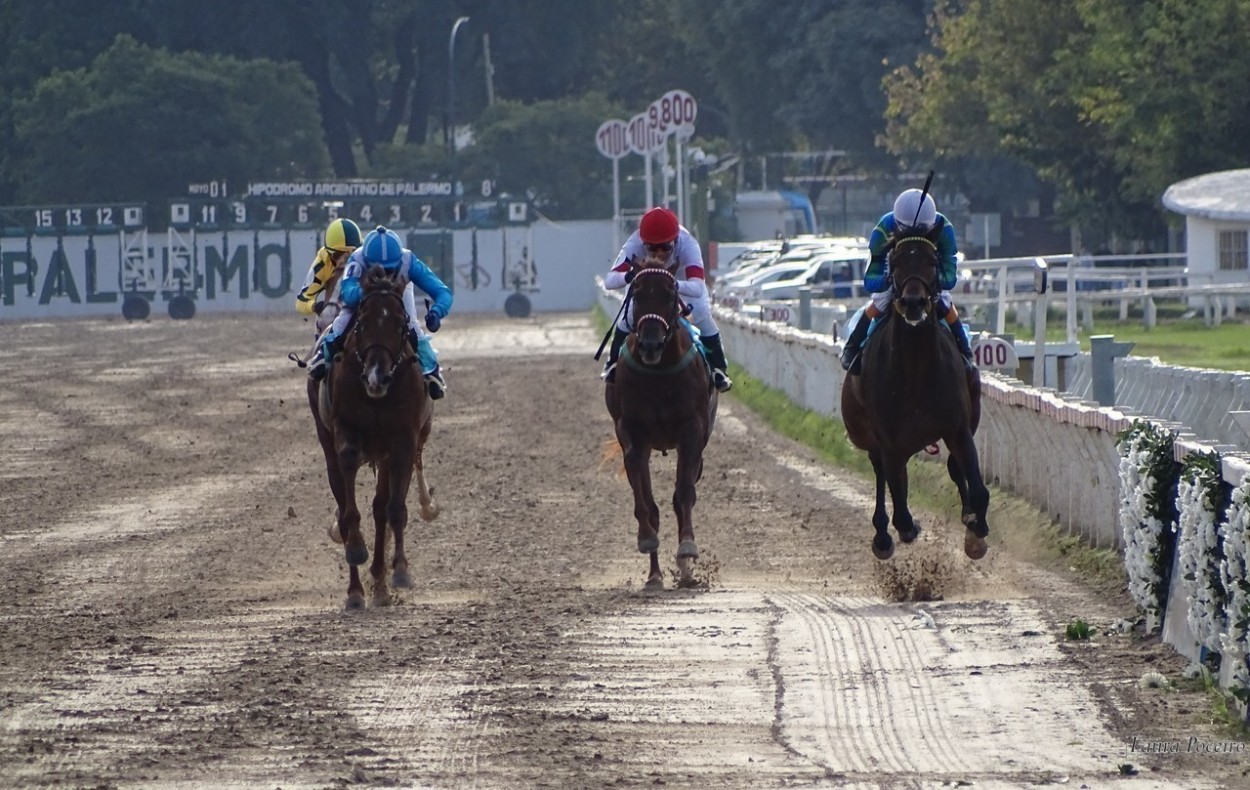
882, 448, 920, 546
868, 450, 894, 560
335, 437, 369, 610
946, 430, 990, 559
368, 466, 393, 606
672, 436, 703, 588
621, 440, 662, 588
388, 451, 416, 591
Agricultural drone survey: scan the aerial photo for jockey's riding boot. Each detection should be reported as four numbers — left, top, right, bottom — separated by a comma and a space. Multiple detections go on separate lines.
308, 334, 342, 382
840, 318, 872, 375
602, 327, 627, 384
701, 333, 733, 393
948, 317, 976, 369
424, 364, 447, 400
407, 327, 422, 357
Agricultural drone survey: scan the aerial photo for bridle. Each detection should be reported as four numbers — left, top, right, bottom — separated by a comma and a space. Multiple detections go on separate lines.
631, 266, 682, 349
350, 285, 411, 378
888, 236, 940, 317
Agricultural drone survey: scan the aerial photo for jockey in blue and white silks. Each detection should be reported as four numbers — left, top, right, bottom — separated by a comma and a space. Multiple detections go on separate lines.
309, 225, 453, 399
841, 189, 974, 374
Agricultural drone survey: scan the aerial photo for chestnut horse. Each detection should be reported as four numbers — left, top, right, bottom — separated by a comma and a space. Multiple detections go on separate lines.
840, 230, 990, 561
605, 260, 718, 589
307, 265, 439, 609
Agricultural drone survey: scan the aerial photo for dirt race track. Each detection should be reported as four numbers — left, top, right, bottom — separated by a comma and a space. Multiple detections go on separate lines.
1, 311, 1247, 789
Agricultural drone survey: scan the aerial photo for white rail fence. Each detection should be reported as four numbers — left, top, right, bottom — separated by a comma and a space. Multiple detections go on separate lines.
597, 279, 1250, 709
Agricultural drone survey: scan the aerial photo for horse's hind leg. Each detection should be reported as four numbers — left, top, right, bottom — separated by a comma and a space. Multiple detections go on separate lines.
868, 451, 894, 560
947, 432, 990, 559
413, 438, 439, 522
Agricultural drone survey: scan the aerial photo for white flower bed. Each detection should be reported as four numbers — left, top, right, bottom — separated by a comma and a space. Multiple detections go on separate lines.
1175, 453, 1225, 653
1220, 481, 1250, 697
1117, 421, 1177, 628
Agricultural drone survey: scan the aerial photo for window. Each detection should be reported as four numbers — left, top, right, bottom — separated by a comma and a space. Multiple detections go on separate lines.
1218, 229, 1248, 271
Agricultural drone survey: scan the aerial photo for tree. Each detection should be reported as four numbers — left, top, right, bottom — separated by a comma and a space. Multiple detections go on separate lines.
10, 36, 329, 206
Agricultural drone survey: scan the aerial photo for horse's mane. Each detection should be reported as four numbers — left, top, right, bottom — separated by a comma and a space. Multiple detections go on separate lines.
361, 264, 396, 293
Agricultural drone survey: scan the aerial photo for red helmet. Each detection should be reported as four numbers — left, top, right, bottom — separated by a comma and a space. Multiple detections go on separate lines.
639, 207, 679, 245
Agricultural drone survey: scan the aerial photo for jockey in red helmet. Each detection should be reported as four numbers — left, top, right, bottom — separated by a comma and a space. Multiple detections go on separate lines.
601, 207, 733, 392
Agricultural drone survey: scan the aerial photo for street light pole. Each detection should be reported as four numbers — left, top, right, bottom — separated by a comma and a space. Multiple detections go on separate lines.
447, 16, 470, 154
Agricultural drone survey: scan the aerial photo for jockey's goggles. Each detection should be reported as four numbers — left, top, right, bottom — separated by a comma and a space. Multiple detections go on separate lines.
645, 242, 674, 254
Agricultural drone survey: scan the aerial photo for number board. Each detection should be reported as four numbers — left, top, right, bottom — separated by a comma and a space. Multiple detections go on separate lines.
167, 196, 513, 231
168, 199, 252, 230
0, 203, 144, 236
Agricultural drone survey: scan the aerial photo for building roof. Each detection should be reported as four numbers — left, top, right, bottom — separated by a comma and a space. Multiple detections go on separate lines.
1162, 169, 1250, 221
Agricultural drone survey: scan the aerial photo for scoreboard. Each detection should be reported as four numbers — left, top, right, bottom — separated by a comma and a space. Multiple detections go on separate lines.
0, 203, 145, 236
168, 179, 527, 231
167, 197, 479, 230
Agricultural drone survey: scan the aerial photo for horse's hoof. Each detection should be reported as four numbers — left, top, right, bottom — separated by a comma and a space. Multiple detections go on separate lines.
644, 576, 665, 591
872, 536, 895, 560
393, 568, 413, 588
638, 534, 660, 554
962, 512, 978, 529
372, 590, 394, 607
329, 523, 344, 545
897, 524, 921, 544
677, 540, 699, 559
345, 592, 367, 611
964, 532, 988, 560
345, 544, 369, 566
420, 504, 440, 522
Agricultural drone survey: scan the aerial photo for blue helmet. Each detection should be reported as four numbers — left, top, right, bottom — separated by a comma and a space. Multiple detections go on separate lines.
362, 225, 404, 269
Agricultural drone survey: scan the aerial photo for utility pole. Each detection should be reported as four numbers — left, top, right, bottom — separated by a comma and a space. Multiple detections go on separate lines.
483, 33, 496, 105
446, 16, 470, 154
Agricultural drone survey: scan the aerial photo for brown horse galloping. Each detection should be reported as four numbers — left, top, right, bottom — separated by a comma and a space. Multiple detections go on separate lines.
841, 230, 990, 561
308, 265, 439, 610
605, 259, 718, 589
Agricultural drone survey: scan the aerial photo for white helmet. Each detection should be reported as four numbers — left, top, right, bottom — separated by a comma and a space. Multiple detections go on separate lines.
893, 188, 937, 232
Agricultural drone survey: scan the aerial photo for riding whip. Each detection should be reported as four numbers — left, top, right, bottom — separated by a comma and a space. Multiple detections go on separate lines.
913, 169, 936, 228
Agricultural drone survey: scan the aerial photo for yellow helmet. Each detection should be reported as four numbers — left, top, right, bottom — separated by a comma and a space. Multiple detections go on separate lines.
324, 218, 362, 253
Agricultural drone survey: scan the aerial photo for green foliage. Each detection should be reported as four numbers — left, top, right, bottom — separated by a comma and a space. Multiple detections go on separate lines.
884, 0, 1250, 240
10, 35, 329, 206
1065, 619, 1093, 640
459, 94, 632, 219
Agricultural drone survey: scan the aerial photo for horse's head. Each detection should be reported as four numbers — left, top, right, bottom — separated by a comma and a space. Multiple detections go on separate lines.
349, 265, 412, 398
888, 228, 943, 325
630, 261, 681, 365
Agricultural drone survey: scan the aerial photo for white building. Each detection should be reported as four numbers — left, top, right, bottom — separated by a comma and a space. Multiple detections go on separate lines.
1161, 169, 1250, 294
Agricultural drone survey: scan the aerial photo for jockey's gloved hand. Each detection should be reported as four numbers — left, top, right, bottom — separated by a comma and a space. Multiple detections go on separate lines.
425, 311, 441, 333
624, 268, 636, 284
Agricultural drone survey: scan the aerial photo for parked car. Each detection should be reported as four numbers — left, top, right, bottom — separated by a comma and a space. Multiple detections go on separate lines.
751, 252, 868, 301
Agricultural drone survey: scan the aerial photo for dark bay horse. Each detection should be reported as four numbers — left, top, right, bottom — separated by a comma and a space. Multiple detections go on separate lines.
307, 265, 439, 609
841, 230, 990, 561
604, 260, 718, 588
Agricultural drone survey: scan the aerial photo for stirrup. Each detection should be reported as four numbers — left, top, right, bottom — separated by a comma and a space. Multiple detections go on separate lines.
308, 356, 328, 382
424, 371, 446, 400
712, 369, 733, 393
